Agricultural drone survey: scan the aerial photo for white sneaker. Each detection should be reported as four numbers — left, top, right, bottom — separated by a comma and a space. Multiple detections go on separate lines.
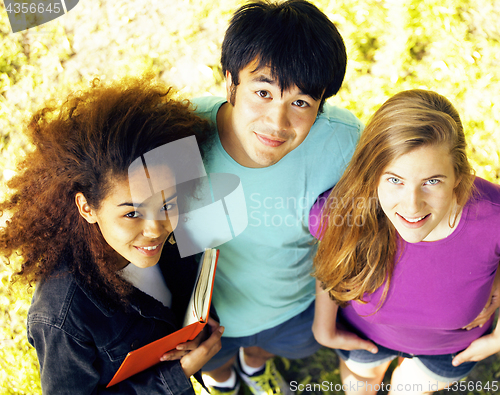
236, 354, 292, 395
202, 370, 241, 395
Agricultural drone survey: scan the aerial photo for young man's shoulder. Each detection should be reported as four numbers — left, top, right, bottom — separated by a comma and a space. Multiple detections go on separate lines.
308, 103, 362, 152
190, 96, 226, 121
318, 102, 363, 130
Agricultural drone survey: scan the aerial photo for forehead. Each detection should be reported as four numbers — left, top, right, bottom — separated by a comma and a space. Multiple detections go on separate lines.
239, 60, 274, 83
105, 164, 176, 206
240, 59, 308, 93
128, 164, 176, 204
385, 144, 455, 174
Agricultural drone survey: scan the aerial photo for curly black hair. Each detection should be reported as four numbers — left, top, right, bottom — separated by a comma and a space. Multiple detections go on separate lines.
0, 76, 213, 306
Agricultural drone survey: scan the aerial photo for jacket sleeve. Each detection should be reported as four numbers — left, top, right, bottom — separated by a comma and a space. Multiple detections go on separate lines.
28, 320, 101, 393
28, 321, 194, 394
106, 362, 195, 395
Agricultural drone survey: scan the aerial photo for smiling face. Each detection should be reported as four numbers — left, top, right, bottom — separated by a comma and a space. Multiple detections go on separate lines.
218, 59, 322, 168
76, 165, 178, 270
377, 144, 461, 243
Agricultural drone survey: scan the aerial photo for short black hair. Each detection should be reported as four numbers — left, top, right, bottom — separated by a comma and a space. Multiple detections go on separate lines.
221, 0, 347, 109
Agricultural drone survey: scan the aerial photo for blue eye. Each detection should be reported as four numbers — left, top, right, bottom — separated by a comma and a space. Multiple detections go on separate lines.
388, 177, 401, 184
163, 203, 176, 211
425, 179, 440, 185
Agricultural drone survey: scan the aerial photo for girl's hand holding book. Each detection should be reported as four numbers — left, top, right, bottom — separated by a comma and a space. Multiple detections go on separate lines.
180, 317, 224, 377
159, 317, 224, 377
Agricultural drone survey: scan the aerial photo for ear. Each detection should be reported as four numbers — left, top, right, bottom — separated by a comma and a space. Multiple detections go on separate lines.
75, 192, 98, 224
225, 70, 233, 102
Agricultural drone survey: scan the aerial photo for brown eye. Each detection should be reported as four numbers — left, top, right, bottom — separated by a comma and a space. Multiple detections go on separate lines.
125, 211, 140, 218
293, 100, 309, 108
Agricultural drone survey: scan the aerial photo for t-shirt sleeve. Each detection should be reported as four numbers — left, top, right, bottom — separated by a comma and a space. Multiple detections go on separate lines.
309, 189, 332, 239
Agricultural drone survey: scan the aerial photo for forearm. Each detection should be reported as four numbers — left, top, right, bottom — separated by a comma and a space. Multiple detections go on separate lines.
312, 279, 339, 343
312, 279, 378, 353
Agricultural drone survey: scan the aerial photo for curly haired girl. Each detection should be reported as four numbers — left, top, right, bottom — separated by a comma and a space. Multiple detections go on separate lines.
0, 77, 222, 394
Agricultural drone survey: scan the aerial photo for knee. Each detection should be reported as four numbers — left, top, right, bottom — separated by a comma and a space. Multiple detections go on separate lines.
340, 359, 392, 395
342, 358, 392, 381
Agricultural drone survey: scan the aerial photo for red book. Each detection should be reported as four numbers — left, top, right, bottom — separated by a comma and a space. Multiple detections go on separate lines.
107, 249, 219, 388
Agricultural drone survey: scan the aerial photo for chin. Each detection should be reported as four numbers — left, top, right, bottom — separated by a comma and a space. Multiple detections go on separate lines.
131, 262, 158, 269
131, 258, 159, 269
398, 232, 427, 244
400, 236, 423, 244
255, 154, 282, 167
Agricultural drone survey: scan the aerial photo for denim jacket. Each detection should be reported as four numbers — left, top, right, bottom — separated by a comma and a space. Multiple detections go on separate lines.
27, 244, 202, 394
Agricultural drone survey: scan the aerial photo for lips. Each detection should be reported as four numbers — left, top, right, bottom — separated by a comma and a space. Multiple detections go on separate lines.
135, 242, 163, 257
255, 133, 286, 147
397, 213, 431, 228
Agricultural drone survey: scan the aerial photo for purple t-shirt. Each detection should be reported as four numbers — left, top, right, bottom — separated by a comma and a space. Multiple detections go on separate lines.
310, 177, 500, 355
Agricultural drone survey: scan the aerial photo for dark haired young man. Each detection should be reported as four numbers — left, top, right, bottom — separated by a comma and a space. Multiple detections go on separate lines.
192, 1, 362, 394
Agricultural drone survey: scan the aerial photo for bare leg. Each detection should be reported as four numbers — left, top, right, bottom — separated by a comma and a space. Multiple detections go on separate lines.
388, 358, 451, 395
242, 346, 275, 368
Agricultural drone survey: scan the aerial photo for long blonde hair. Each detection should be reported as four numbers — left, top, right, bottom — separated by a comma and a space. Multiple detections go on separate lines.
313, 89, 475, 306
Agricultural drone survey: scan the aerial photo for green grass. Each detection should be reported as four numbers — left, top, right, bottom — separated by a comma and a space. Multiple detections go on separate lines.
277, 345, 500, 395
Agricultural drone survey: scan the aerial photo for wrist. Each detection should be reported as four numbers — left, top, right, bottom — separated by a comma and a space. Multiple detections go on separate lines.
312, 321, 336, 344
492, 319, 500, 336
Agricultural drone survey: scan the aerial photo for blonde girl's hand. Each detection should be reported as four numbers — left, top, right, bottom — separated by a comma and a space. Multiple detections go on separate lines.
320, 324, 379, 354
452, 331, 500, 366
463, 267, 500, 331
313, 279, 378, 354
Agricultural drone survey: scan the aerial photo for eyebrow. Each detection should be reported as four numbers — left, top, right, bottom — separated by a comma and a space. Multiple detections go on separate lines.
384, 171, 448, 181
118, 192, 178, 208
252, 74, 277, 85
251, 74, 310, 97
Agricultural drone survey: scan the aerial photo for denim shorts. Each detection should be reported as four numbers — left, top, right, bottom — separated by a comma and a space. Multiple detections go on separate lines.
202, 301, 321, 371
335, 342, 477, 383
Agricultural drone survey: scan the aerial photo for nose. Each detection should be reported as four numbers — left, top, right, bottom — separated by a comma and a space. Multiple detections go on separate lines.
267, 102, 291, 132
404, 187, 423, 214
142, 217, 172, 238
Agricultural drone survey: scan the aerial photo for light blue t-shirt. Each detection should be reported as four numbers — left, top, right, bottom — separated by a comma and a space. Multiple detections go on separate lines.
193, 96, 362, 337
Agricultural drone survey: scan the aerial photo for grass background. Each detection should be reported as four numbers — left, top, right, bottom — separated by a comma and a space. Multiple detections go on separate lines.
1, 0, 499, 393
